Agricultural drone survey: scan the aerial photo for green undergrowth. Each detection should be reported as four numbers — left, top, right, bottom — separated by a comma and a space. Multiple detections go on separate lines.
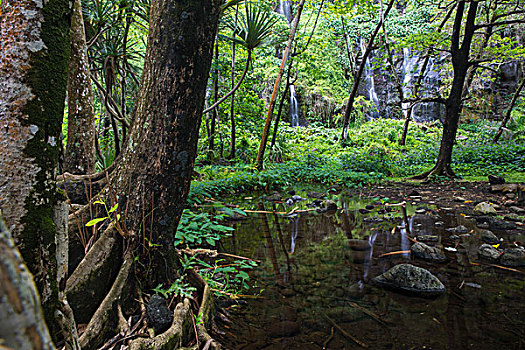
193, 120, 525, 198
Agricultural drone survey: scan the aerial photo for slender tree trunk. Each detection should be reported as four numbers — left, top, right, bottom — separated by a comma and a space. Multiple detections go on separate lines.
0, 0, 71, 334
65, 0, 97, 175
228, 4, 239, 160
0, 216, 55, 350
493, 76, 525, 143
414, 0, 479, 179
256, 0, 306, 170
209, 39, 220, 152
270, 60, 294, 150
340, 0, 395, 142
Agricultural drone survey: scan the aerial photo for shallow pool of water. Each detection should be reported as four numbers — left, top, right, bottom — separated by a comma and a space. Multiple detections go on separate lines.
213, 192, 524, 350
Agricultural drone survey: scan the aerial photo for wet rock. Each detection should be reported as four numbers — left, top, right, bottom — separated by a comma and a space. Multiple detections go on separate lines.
147, 295, 173, 334
490, 183, 519, 193
477, 222, 490, 229
478, 244, 501, 262
506, 193, 516, 199
500, 247, 525, 267
454, 196, 466, 202
266, 192, 282, 202
372, 264, 445, 297
474, 216, 516, 230
510, 206, 525, 214
286, 198, 294, 206
480, 229, 499, 245
416, 235, 439, 243
291, 195, 303, 201
268, 320, 300, 337
449, 235, 460, 240
435, 221, 444, 227
323, 199, 337, 210
474, 202, 497, 215
359, 208, 371, 214
365, 204, 375, 210
307, 191, 326, 199
504, 213, 522, 222
446, 225, 469, 234
488, 175, 505, 185
415, 209, 426, 214
287, 190, 296, 196
411, 242, 447, 262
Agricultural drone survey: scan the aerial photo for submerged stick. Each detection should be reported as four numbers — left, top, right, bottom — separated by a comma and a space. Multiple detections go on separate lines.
322, 313, 368, 348
346, 301, 387, 326
322, 327, 334, 350
378, 250, 411, 258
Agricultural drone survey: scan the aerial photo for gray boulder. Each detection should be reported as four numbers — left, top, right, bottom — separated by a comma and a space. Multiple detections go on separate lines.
480, 229, 499, 245
500, 247, 525, 267
411, 242, 447, 262
372, 264, 445, 297
478, 244, 501, 262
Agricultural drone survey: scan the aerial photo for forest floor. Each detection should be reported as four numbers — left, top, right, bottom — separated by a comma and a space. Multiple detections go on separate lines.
347, 179, 525, 231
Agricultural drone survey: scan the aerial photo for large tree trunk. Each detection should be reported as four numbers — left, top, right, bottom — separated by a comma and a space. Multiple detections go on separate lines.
414, 1, 479, 179
0, 215, 55, 350
0, 0, 71, 333
113, 0, 221, 285
64, 0, 97, 175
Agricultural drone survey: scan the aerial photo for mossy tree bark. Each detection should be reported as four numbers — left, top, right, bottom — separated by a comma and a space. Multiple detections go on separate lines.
0, 0, 71, 335
0, 215, 55, 350
65, 0, 97, 175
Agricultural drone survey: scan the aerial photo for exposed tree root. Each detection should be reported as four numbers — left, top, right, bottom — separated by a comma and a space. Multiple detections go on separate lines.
411, 163, 457, 181
66, 224, 122, 324
128, 299, 192, 350
57, 162, 117, 182
78, 251, 133, 350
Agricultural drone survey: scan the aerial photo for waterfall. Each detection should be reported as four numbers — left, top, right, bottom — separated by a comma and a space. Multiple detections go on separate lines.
401, 48, 419, 119
290, 85, 300, 127
278, 0, 292, 24
358, 38, 380, 118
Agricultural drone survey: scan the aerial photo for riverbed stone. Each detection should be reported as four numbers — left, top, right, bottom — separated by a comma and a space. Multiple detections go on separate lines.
504, 213, 522, 222
372, 264, 445, 297
146, 295, 173, 334
447, 225, 469, 234
478, 244, 501, 262
268, 320, 300, 337
510, 206, 525, 214
500, 247, 525, 267
474, 202, 497, 215
480, 229, 499, 245
411, 242, 447, 262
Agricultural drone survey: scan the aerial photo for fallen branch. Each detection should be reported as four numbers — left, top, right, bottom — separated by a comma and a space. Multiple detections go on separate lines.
322, 313, 368, 348
346, 301, 387, 326
322, 327, 334, 350
378, 250, 411, 258
470, 262, 525, 275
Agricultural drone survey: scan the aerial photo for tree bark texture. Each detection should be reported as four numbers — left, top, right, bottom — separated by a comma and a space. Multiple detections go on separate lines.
0, 215, 55, 350
113, 0, 222, 285
0, 0, 71, 331
64, 0, 97, 175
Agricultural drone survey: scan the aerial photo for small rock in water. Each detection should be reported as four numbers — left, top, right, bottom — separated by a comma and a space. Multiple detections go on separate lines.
478, 244, 501, 262
363, 217, 383, 223
359, 208, 371, 214
286, 198, 294, 206
365, 204, 375, 210
435, 221, 445, 227
147, 295, 173, 334
291, 195, 303, 201
287, 190, 296, 196
488, 175, 505, 185
372, 264, 445, 297
510, 206, 525, 214
415, 209, 426, 214
323, 199, 338, 210
447, 225, 469, 234
477, 222, 490, 229
474, 202, 497, 215
499, 247, 525, 267
348, 239, 372, 251
454, 196, 466, 202
411, 242, 447, 262
417, 235, 439, 243
504, 213, 522, 222
464, 282, 482, 289
480, 229, 499, 245
449, 235, 460, 240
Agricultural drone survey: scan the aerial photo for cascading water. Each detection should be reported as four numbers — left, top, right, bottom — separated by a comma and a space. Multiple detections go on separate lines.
290, 85, 300, 127
400, 48, 442, 122
278, 0, 292, 24
358, 38, 380, 118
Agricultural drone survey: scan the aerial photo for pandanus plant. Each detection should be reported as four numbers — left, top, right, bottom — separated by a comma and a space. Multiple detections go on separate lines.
203, 2, 278, 114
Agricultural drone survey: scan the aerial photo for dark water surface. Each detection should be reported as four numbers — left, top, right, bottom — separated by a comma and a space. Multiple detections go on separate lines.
213, 191, 525, 350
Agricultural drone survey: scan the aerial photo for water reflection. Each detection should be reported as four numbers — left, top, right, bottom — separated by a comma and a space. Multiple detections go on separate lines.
216, 193, 524, 350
